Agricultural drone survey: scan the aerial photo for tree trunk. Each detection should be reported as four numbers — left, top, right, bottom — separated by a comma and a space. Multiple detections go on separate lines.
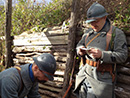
58, 0, 81, 97
5, 0, 13, 68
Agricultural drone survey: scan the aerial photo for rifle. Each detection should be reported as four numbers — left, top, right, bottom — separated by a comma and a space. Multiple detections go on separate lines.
63, 55, 77, 98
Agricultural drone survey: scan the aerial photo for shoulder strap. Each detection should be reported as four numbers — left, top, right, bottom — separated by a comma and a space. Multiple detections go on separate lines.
85, 33, 89, 46
15, 66, 24, 96
106, 26, 116, 51
106, 26, 112, 51
110, 27, 116, 51
85, 33, 101, 47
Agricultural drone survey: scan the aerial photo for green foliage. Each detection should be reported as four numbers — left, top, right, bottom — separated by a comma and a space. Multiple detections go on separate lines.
11, 0, 71, 35
113, 1, 130, 32
0, 6, 5, 36
0, 65, 5, 72
0, 0, 71, 36
0, 39, 5, 68
0, 0, 71, 66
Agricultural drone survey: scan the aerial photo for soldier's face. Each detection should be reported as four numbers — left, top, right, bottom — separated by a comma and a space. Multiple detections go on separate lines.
33, 64, 49, 81
90, 16, 107, 32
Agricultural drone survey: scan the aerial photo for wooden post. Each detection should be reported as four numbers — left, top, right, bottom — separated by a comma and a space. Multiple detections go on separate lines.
58, 0, 81, 97
5, 0, 13, 68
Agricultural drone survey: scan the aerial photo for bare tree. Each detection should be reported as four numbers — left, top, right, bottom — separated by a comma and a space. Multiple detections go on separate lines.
5, 0, 13, 68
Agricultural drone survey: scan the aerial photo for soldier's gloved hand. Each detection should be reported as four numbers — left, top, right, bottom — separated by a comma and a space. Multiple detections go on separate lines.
89, 48, 102, 59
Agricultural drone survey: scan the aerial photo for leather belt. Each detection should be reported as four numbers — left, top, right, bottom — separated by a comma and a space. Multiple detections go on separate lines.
86, 59, 115, 82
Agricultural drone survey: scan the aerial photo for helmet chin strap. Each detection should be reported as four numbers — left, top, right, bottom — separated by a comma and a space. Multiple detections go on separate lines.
36, 78, 47, 83
41, 70, 54, 76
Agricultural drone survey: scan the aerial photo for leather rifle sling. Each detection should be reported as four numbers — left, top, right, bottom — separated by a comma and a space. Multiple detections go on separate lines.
106, 26, 117, 82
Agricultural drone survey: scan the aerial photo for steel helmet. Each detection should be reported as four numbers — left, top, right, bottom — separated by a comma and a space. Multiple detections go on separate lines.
33, 53, 56, 81
86, 2, 108, 23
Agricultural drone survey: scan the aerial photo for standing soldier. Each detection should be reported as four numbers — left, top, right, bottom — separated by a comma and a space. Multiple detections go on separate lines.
0, 53, 56, 98
74, 2, 128, 98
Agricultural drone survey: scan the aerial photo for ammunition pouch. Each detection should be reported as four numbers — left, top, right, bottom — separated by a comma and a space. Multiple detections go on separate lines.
85, 59, 115, 82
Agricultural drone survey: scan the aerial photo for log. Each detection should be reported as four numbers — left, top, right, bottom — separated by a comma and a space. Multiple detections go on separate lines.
38, 83, 62, 93
13, 58, 66, 69
119, 57, 130, 68
126, 36, 130, 46
117, 74, 130, 85
38, 89, 59, 98
45, 29, 69, 35
53, 77, 63, 82
116, 83, 130, 91
54, 56, 67, 62
16, 56, 67, 63
54, 71, 64, 77
41, 81, 63, 88
117, 65, 130, 75
115, 86, 130, 98
13, 46, 52, 53
53, 52, 67, 56
56, 62, 66, 70
13, 58, 33, 65
13, 45, 67, 53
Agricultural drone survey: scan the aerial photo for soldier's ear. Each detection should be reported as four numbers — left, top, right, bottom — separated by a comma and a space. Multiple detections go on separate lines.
33, 64, 39, 71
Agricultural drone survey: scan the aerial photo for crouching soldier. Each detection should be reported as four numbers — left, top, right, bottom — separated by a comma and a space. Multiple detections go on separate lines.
0, 53, 56, 98
74, 2, 128, 98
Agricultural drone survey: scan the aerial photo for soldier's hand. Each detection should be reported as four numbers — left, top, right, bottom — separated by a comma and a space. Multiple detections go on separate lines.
89, 48, 102, 58
77, 46, 86, 56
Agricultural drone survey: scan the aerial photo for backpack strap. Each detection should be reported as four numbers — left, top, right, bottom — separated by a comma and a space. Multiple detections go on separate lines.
14, 66, 24, 96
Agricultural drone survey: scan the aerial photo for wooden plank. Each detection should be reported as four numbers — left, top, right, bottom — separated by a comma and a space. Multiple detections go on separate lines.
119, 58, 130, 68
13, 34, 68, 46
13, 55, 67, 62
13, 58, 33, 65
126, 36, 130, 46
46, 29, 69, 35
38, 83, 62, 93
41, 81, 63, 88
14, 52, 43, 57
54, 77, 63, 82
13, 46, 67, 53
54, 56, 67, 62
38, 89, 59, 98
54, 71, 64, 77
13, 58, 67, 67
43, 26, 69, 35
53, 52, 67, 56
56, 62, 66, 70
13, 46, 52, 53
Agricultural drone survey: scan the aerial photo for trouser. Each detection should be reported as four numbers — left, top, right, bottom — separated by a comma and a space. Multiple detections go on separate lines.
78, 78, 96, 98
74, 65, 115, 98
